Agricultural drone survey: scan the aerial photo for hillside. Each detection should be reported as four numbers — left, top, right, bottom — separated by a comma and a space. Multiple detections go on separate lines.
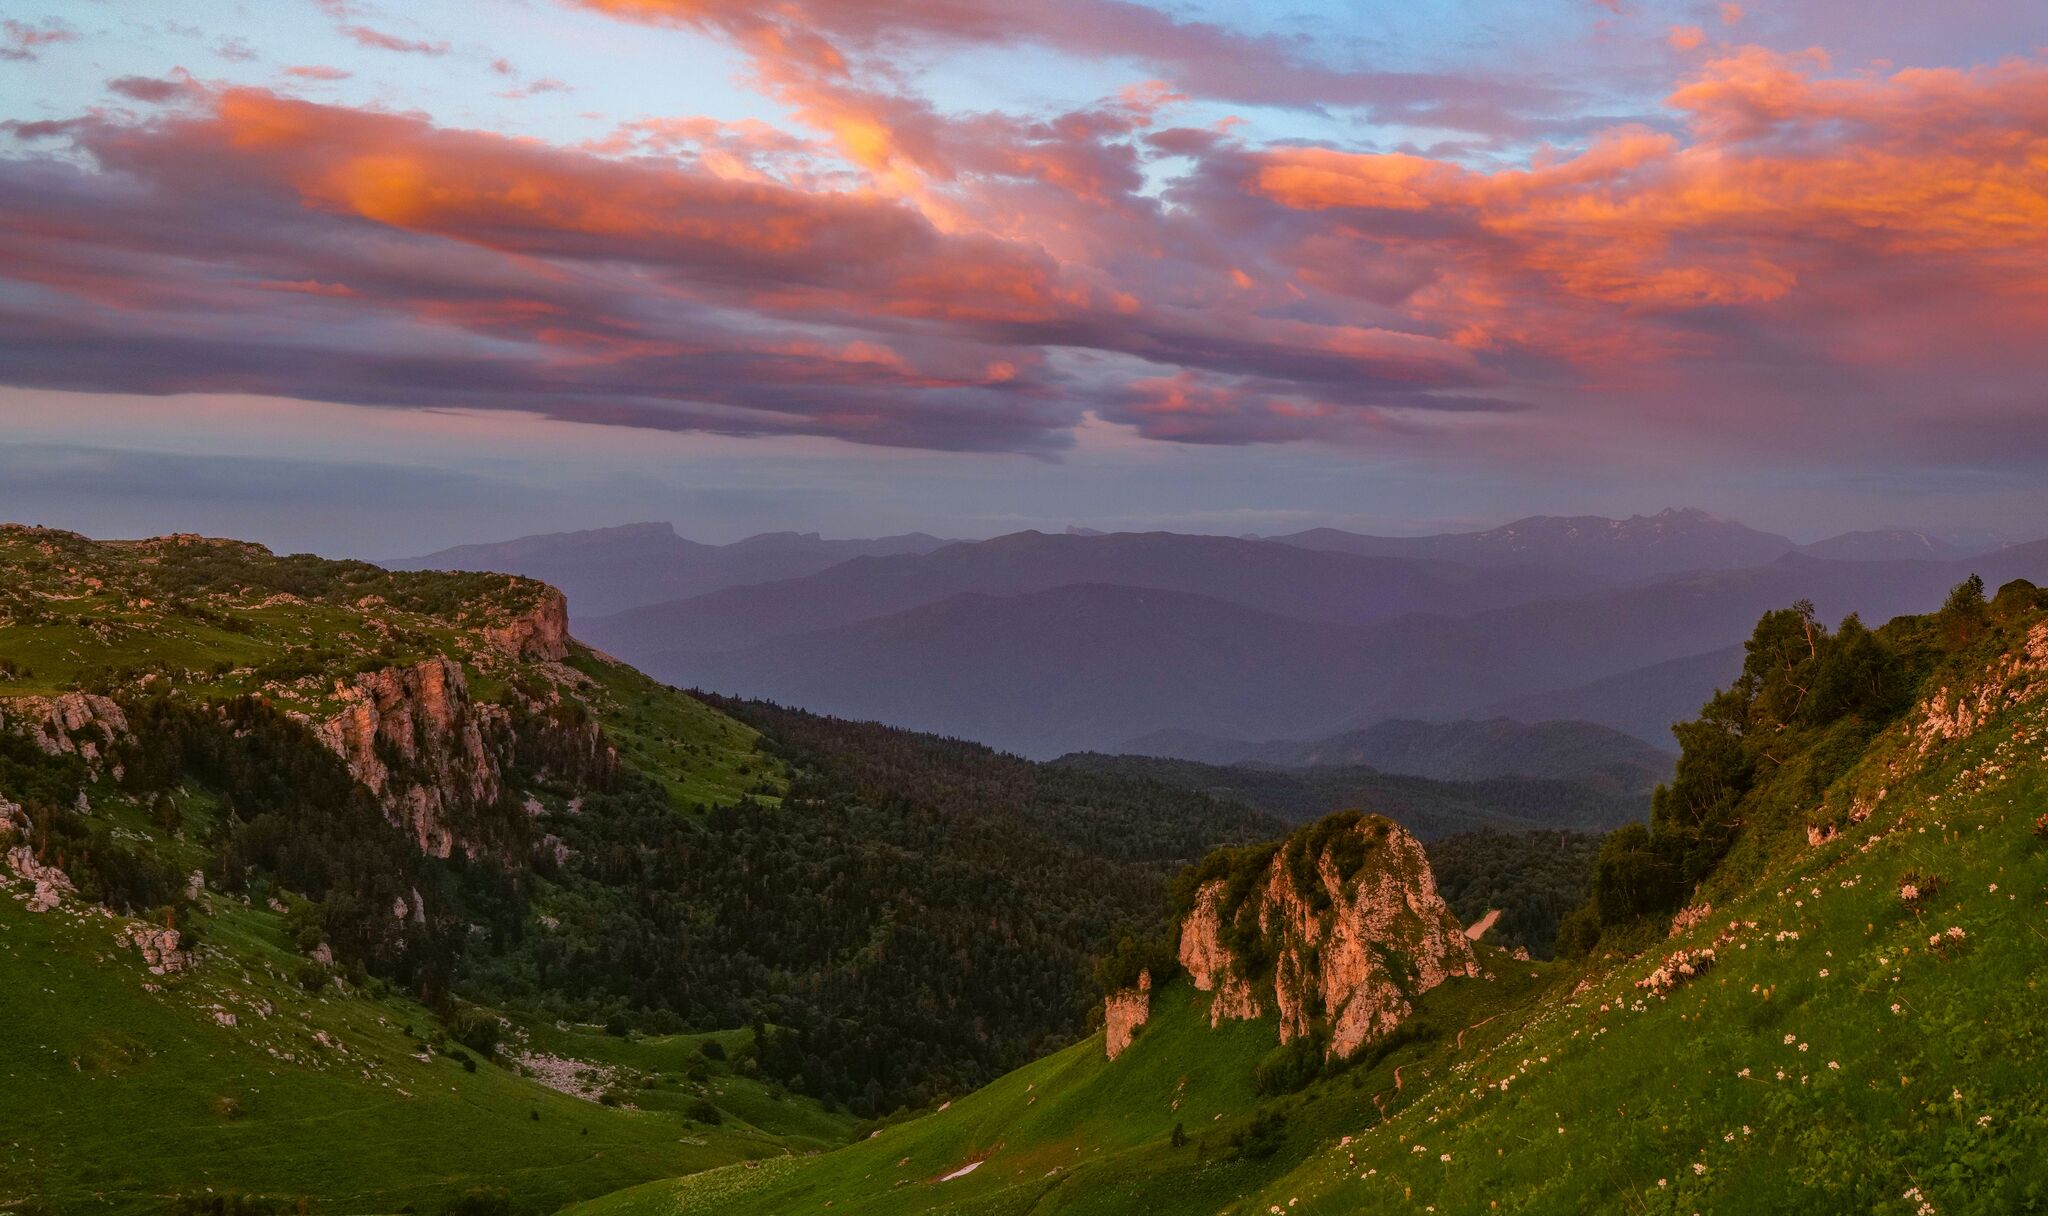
568, 577, 2048, 1216
1118, 717, 1674, 794
1477, 643, 1747, 745
0, 526, 1275, 1212
388, 523, 952, 618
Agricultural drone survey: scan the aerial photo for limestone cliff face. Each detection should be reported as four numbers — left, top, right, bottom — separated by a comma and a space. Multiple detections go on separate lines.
1176, 813, 1477, 1060
317, 658, 509, 858
316, 657, 615, 859
484, 587, 572, 662
1104, 969, 1152, 1061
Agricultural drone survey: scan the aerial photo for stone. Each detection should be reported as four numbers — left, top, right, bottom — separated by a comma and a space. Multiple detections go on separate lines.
1105, 969, 1152, 1060
1174, 814, 1478, 1060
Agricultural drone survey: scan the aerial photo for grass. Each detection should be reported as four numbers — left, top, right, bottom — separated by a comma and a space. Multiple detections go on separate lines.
0, 892, 844, 1215
560, 967, 1558, 1216
567, 653, 784, 810
564, 654, 2048, 1216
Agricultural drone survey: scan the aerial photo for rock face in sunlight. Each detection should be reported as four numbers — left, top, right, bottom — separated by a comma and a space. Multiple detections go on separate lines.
316, 656, 615, 859
483, 586, 573, 662
1104, 969, 1151, 1061
1178, 813, 1478, 1059
318, 657, 514, 859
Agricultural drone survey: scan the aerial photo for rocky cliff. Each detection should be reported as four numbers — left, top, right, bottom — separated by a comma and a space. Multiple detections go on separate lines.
483, 586, 572, 662
315, 657, 615, 859
1177, 812, 1478, 1060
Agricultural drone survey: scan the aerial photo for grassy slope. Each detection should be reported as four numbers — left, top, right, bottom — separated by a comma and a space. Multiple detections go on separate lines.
561, 964, 1559, 1216
0, 531, 853, 1212
567, 652, 784, 810
567, 641, 2048, 1216
0, 893, 841, 1215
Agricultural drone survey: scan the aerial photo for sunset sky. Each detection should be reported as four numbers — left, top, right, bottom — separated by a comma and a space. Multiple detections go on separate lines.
2, 0, 2045, 553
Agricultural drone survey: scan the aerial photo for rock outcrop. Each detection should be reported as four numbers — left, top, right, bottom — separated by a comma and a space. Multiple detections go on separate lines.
484, 587, 572, 662
0, 693, 129, 772
6, 844, 75, 913
1909, 620, 2048, 757
315, 656, 616, 859
1104, 969, 1152, 1060
318, 658, 511, 858
1176, 813, 1478, 1060
117, 923, 192, 974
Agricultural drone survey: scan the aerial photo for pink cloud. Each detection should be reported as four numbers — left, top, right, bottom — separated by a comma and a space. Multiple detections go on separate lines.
1, 17, 77, 61
340, 25, 448, 55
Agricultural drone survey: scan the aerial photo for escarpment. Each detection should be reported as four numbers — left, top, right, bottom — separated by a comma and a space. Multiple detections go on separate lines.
316, 657, 616, 859
1176, 812, 1478, 1060
483, 585, 572, 661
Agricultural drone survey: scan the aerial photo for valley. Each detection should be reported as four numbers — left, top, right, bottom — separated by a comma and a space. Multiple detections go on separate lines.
5, 520, 2045, 1215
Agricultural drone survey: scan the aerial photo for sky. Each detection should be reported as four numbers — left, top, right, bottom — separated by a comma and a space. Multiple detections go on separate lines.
1, 0, 2045, 555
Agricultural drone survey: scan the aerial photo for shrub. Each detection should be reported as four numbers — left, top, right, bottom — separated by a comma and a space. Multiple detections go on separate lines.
443, 1187, 511, 1216
686, 1097, 723, 1124
1253, 1035, 1325, 1097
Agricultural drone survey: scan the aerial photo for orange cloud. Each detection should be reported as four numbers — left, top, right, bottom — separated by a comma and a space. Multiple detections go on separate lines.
1251, 49, 2048, 362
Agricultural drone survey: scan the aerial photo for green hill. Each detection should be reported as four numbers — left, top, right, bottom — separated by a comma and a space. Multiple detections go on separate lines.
566, 576, 2048, 1215
0, 527, 1273, 1213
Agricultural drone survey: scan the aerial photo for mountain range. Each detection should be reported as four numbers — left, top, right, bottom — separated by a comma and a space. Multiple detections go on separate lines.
390, 513, 2043, 758
388, 522, 952, 616
1114, 716, 1675, 794
592, 546, 2048, 756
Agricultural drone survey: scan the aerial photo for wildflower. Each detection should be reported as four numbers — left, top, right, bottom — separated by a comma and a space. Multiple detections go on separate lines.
1658, 1179, 1668, 1188
1783, 1034, 1797, 1045
1892, 1003, 1903, 1015
1977, 1114, 1992, 1128
1693, 1163, 1707, 1176
1798, 1043, 1809, 1053
1828, 1061, 1840, 1071
1819, 969, 1829, 978
1989, 884, 1998, 893
1440, 1153, 1452, 1163
1736, 1067, 1751, 1078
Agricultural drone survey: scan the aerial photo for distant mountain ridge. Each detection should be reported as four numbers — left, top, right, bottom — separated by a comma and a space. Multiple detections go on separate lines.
640, 545, 2048, 757
1053, 752, 1649, 838
387, 522, 952, 616
1268, 507, 1796, 581
583, 528, 1597, 656
1117, 717, 1675, 794
1792, 528, 1962, 562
